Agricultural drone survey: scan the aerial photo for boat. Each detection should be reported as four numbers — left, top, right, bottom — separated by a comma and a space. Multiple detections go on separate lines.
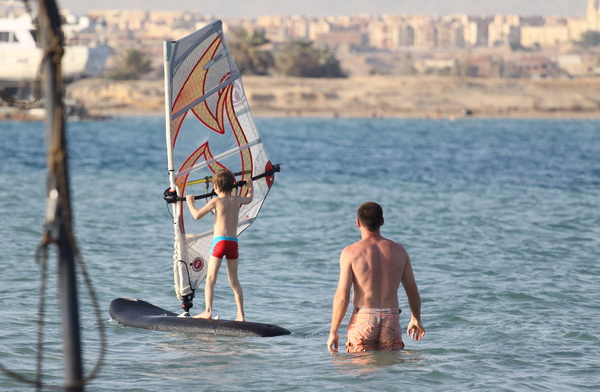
110, 20, 286, 336
0, 10, 109, 86
0, 98, 112, 121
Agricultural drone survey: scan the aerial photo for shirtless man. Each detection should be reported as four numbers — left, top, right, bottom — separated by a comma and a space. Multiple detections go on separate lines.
186, 169, 253, 321
327, 202, 425, 353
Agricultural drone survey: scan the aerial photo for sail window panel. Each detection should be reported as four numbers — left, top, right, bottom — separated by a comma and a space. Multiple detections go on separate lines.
171, 30, 221, 104
177, 139, 262, 180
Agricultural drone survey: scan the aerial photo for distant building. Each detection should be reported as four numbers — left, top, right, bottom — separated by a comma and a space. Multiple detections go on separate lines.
416, 58, 458, 75
488, 15, 521, 47
463, 16, 493, 47
437, 18, 465, 48
558, 54, 586, 77
369, 19, 414, 50
315, 28, 366, 50
52, 0, 600, 80
588, 0, 600, 22
503, 56, 559, 78
566, 0, 600, 42
88, 9, 149, 32
464, 56, 496, 77
521, 24, 570, 48
412, 17, 438, 49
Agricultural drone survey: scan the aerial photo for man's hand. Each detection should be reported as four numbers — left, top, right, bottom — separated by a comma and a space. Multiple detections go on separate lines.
327, 331, 339, 354
406, 318, 426, 341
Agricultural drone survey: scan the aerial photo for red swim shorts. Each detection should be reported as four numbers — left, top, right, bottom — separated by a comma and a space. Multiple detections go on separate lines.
210, 236, 239, 260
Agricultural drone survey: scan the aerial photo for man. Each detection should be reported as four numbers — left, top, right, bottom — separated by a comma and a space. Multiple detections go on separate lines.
327, 202, 425, 353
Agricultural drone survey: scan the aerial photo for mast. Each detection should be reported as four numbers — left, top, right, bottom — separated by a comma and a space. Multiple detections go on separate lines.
38, 0, 84, 390
164, 40, 176, 191
164, 39, 195, 315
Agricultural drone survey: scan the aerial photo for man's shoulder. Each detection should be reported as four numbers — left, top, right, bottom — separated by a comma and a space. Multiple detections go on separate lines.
341, 243, 356, 255
341, 242, 364, 259
343, 237, 406, 253
343, 239, 366, 251
378, 235, 404, 247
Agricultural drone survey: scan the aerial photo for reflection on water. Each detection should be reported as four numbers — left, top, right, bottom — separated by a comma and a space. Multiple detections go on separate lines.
331, 350, 427, 376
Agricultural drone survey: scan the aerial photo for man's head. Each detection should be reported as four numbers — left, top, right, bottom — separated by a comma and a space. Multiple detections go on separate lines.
357, 201, 384, 232
212, 169, 235, 194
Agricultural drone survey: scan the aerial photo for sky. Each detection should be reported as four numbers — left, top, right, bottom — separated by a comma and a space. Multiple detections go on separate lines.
55, 0, 587, 18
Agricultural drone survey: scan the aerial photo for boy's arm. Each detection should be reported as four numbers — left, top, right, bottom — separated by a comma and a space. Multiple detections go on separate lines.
186, 195, 216, 220
239, 178, 254, 205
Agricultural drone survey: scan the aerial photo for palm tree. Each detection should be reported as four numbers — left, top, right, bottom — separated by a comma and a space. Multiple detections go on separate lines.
228, 27, 274, 76
107, 48, 153, 80
275, 39, 346, 78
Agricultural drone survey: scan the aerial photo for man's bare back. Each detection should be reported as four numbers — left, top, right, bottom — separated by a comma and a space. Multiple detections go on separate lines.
344, 235, 409, 309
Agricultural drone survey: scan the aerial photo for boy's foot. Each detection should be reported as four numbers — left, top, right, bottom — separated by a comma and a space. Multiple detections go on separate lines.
194, 311, 212, 319
236, 315, 246, 322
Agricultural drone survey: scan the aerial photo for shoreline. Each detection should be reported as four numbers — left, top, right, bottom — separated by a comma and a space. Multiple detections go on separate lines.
6, 75, 600, 120
92, 109, 600, 120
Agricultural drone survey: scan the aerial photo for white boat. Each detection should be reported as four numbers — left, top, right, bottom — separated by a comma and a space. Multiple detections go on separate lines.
0, 12, 109, 85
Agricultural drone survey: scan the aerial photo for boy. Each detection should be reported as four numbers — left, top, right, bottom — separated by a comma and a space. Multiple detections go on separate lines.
186, 169, 253, 321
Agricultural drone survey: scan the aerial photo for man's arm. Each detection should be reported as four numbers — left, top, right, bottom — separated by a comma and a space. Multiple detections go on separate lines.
186, 195, 216, 220
327, 247, 353, 354
402, 256, 425, 341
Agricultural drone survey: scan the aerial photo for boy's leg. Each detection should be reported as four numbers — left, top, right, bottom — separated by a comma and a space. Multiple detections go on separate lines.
226, 259, 245, 321
194, 255, 221, 319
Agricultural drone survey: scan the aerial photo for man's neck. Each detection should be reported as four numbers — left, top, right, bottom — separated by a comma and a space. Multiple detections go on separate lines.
360, 229, 382, 241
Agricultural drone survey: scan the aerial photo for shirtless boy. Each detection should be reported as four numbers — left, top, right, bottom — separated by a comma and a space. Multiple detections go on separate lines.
327, 201, 425, 353
186, 169, 253, 321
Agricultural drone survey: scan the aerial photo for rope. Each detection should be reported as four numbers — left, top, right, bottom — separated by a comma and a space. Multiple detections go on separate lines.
0, 237, 108, 390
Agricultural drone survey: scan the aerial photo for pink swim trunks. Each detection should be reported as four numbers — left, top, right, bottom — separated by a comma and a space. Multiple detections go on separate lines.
346, 308, 405, 352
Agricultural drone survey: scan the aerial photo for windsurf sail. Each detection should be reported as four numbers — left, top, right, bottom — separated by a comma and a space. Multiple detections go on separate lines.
163, 20, 279, 315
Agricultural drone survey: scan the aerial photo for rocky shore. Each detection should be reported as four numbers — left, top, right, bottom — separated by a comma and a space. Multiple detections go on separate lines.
66, 75, 600, 118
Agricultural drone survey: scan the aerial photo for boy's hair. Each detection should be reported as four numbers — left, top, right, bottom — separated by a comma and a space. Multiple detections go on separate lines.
212, 169, 236, 194
357, 202, 384, 232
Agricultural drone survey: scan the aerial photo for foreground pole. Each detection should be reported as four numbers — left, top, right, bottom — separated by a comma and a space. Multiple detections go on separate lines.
38, 0, 84, 390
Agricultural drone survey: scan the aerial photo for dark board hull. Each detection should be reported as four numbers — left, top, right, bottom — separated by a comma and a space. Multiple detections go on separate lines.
109, 298, 291, 337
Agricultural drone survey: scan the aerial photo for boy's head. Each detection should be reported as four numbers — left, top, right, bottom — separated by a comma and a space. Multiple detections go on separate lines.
357, 201, 384, 232
212, 169, 235, 194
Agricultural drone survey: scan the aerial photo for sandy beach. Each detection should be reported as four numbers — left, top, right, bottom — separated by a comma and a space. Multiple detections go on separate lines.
66, 75, 600, 118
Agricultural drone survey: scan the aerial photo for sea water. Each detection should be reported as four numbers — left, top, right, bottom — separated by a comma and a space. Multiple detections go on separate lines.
0, 117, 599, 391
